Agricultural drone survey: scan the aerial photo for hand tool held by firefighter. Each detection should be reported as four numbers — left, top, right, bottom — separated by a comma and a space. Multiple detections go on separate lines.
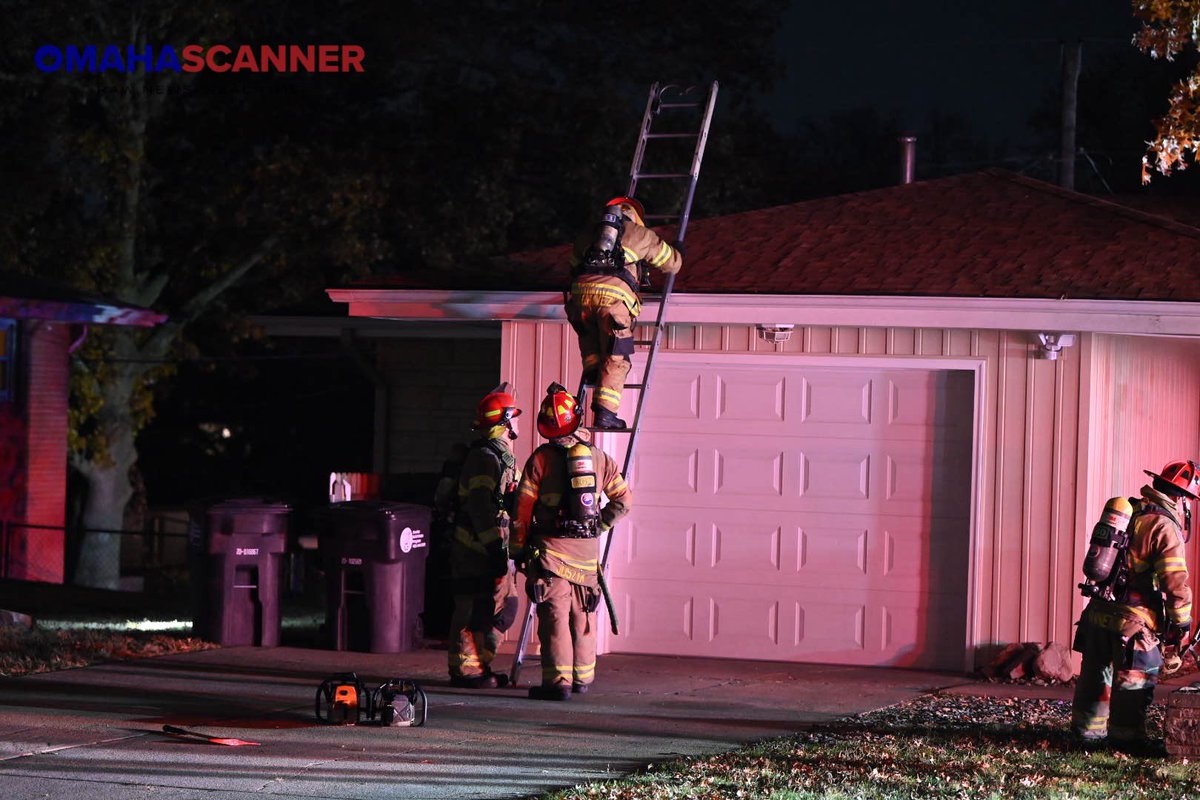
1079, 496, 1133, 599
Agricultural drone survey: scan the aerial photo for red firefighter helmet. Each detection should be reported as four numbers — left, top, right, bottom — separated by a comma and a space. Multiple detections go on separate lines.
473, 384, 521, 430
1144, 460, 1200, 500
607, 196, 645, 225
536, 383, 582, 438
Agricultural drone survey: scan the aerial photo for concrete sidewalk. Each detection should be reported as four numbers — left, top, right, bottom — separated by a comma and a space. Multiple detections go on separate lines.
0, 646, 1009, 800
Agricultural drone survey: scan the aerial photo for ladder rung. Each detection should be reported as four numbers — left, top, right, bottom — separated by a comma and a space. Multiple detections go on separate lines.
658, 101, 702, 110
645, 132, 700, 140
633, 173, 691, 180
623, 383, 644, 390
586, 425, 631, 433
633, 340, 655, 346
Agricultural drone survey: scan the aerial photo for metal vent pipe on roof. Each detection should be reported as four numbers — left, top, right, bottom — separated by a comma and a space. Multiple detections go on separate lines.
899, 135, 916, 185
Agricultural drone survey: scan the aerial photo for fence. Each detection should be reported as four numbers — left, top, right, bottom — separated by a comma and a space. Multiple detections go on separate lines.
0, 511, 190, 589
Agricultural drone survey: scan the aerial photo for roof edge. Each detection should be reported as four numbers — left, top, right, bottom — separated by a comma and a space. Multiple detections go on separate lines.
327, 288, 1200, 337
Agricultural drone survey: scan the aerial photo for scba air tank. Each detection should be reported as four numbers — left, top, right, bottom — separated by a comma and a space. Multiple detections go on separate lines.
592, 209, 624, 254
562, 443, 599, 533
1082, 496, 1134, 583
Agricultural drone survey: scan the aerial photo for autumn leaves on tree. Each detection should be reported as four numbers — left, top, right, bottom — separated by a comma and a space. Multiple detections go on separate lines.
1134, 0, 1200, 181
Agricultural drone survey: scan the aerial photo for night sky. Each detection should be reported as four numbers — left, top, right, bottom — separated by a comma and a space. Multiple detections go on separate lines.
766, 1, 1138, 148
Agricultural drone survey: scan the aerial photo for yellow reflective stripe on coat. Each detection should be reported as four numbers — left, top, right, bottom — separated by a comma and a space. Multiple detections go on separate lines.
466, 474, 497, 492
570, 281, 641, 315
1126, 605, 1158, 628
1156, 556, 1188, 574
604, 475, 628, 495
646, 240, 674, 267
453, 526, 490, 553
1170, 603, 1193, 624
544, 547, 598, 572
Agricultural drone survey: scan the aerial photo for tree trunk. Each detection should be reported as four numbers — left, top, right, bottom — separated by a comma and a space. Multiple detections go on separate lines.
73, 343, 140, 590
74, 456, 136, 589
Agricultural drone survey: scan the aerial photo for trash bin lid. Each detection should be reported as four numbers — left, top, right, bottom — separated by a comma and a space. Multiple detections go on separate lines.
207, 497, 292, 514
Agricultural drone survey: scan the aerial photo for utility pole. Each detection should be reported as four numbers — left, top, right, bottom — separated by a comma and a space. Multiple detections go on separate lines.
1059, 41, 1082, 191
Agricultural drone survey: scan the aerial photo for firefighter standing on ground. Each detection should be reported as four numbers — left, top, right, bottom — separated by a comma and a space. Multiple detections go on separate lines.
565, 196, 682, 429
511, 383, 632, 700
1071, 459, 1199, 748
446, 386, 522, 689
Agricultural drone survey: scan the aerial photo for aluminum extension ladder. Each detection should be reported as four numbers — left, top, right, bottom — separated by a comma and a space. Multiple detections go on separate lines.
510, 81, 719, 687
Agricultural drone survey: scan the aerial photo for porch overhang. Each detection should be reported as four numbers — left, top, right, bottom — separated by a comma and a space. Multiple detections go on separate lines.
326, 289, 1200, 337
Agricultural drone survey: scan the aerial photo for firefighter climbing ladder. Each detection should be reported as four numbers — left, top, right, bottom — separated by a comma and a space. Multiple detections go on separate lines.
510, 81, 719, 687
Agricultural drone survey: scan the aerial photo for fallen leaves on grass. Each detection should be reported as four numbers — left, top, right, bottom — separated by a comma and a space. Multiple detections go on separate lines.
546, 694, 1200, 800
0, 627, 216, 677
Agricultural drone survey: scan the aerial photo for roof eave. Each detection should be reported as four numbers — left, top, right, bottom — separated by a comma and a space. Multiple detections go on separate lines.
326, 288, 1200, 337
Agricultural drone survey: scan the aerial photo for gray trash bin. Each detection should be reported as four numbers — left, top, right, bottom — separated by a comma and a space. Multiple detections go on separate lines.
319, 501, 429, 653
198, 498, 290, 646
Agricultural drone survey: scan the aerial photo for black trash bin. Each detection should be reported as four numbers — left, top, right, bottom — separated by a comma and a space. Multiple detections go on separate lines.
195, 498, 290, 647
318, 501, 429, 653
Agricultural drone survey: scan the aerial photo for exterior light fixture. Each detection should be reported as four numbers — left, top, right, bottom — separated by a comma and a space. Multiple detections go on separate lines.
756, 324, 795, 344
1035, 332, 1077, 360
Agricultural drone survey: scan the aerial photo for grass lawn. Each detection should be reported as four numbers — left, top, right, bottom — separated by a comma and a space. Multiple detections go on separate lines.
0, 617, 216, 677
545, 693, 1200, 800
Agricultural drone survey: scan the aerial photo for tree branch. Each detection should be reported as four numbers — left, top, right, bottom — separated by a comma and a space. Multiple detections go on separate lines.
141, 231, 281, 357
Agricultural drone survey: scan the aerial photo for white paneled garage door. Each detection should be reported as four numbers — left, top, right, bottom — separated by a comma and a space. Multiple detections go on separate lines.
604, 358, 974, 670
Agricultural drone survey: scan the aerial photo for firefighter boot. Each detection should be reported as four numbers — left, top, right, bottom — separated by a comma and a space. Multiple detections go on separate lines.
528, 684, 572, 701
591, 406, 627, 430
450, 674, 500, 690
572, 683, 589, 694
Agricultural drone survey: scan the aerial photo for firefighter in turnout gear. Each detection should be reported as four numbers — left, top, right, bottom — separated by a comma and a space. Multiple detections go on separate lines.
1071, 459, 1199, 750
511, 383, 632, 700
447, 385, 523, 689
565, 196, 682, 429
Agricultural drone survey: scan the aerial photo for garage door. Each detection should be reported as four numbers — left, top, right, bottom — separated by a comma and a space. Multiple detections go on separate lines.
604, 359, 974, 669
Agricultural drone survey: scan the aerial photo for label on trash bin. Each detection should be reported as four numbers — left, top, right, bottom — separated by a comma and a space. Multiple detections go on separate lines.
342, 557, 363, 566
235, 548, 260, 556
400, 527, 426, 553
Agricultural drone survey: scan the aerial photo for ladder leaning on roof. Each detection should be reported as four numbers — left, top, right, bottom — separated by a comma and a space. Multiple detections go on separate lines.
509, 81, 719, 688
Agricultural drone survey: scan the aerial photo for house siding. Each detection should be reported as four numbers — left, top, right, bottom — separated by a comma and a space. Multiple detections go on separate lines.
19, 320, 69, 583
378, 335, 502, 475
503, 320, 1089, 666
1080, 334, 1200, 622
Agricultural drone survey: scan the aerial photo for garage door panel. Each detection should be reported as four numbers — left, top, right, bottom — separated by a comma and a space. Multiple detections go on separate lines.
798, 450, 871, 501
798, 373, 873, 425
715, 372, 786, 424
631, 444, 700, 498
617, 510, 949, 593
612, 579, 963, 666
619, 359, 973, 669
713, 447, 785, 497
